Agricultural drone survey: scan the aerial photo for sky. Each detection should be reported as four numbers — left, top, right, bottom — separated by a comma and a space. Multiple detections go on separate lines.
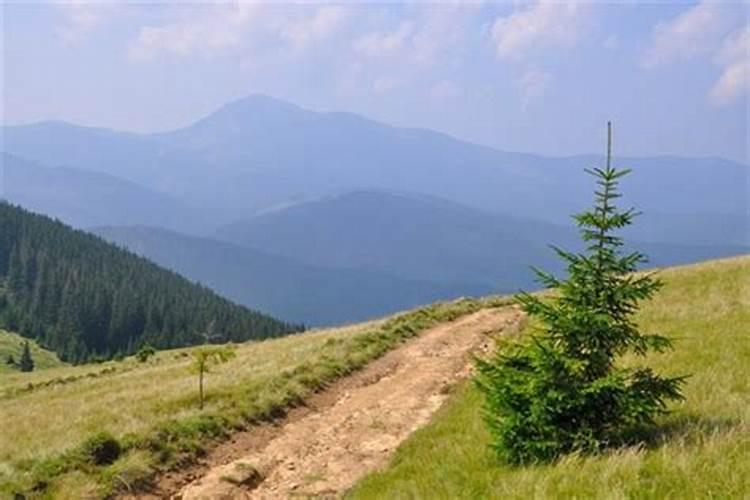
1, 1, 748, 162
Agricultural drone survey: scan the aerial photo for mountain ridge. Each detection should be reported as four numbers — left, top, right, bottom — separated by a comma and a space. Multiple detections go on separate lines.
1, 153, 209, 233
94, 223, 493, 326
215, 189, 749, 288
4, 94, 746, 230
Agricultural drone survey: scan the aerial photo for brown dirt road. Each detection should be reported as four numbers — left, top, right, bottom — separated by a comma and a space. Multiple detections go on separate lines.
168, 306, 522, 499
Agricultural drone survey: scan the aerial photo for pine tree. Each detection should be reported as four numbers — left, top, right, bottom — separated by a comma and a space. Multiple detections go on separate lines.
19, 341, 34, 372
476, 123, 685, 464
0, 201, 298, 363
135, 343, 156, 363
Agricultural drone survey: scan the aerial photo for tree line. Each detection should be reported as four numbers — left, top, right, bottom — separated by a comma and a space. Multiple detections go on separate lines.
0, 202, 302, 363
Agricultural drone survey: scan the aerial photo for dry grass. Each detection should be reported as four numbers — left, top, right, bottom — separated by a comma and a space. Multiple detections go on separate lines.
350, 255, 750, 499
0, 322, 376, 466
0, 296, 509, 498
0, 330, 67, 373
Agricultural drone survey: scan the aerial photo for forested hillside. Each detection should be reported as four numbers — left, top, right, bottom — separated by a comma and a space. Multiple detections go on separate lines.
0, 203, 298, 363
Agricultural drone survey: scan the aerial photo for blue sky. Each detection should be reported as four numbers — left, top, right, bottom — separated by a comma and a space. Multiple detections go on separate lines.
2, 1, 748, 162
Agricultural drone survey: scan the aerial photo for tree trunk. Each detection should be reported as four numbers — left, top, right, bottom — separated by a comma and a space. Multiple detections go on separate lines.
199, 366, 204, 410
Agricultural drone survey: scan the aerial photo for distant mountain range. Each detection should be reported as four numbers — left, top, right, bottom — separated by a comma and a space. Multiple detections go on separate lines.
2, 94, 747, 326
215, 191, 569, 288
96, 191, 747, 325
215, 190, 748, 284
4, 95, 747, 240
1, 153, 208, 232
93, 224, 490, 325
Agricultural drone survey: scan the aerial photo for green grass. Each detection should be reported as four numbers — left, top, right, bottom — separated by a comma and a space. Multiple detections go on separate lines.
0, 330, 68, 373
350, 255, 750, 499
0, 295, 510, 499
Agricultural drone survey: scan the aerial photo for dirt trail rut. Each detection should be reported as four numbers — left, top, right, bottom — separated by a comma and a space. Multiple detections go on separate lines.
178, 306, 522, 499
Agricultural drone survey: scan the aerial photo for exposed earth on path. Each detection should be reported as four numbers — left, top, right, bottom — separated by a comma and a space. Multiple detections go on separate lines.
141, 306, 523, 499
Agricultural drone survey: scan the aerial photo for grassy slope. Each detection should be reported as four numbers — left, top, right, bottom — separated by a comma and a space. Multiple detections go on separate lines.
0, 296, 509, 499
0, 330, 68, 373
351, 255, 750, 499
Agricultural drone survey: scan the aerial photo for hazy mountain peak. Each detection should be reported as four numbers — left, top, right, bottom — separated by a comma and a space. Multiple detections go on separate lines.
188, 94, 307, 129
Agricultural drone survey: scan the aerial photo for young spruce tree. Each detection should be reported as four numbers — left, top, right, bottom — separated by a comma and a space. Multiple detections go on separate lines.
190, 321, 235, 410
476, 123, 685, 464
19, 340, 34, 372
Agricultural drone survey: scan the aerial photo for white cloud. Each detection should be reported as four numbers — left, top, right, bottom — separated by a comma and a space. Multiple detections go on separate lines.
490, 1, 590, 60
128, 4, 348, 63
715, 24, 750, 65
344, 3, 482, 98
710, 26, 749, 105
643, 2, 747, 105
516, 66, 551, 109
489, 2, 587, 108
642, 1, 730, 68
353, 22, 414, 58
354, 3, 479, 67
409, 4, 478, 66
56, 1, 114, 45
128, 3, 261, 62
279, 6, 348, 50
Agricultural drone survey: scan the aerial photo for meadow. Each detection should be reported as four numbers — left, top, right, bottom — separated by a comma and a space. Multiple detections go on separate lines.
350, 255, 750, 499
0, 296, 509, 498
0, 330, 67, 374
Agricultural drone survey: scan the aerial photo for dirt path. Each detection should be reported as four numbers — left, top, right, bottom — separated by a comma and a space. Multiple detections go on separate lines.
173, 306, 522, 499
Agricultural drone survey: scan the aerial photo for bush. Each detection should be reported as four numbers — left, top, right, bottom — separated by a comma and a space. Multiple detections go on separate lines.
135, 344, 156, 363
79, 432, 122, 466
476, 124, 685, 464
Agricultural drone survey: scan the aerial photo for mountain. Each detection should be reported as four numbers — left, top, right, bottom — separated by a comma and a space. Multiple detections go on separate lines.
0, 121, 158, 183
0, 202, 297, 363
4, 95, 747, 243
2, 97, 745, 328
216, 191, 567, 288
215, 190, 749, 289
0, 153, 209, 232
94, 191, 744, 327
93, 225, 492, 326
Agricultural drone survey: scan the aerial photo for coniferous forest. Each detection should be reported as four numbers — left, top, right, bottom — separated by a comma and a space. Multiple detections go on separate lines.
0, 202, 301, 363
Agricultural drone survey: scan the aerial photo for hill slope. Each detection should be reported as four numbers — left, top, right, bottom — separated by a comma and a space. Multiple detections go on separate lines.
0, 329, 67, 373
1, 153, 208, 233
0, 203, 296, 362
216, 191, 570, 288
216, 190, 749, 289
93, 225, 491, 325
3, 256, 745, 499
352, 255, 750, 498
0, 297, 505, 498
